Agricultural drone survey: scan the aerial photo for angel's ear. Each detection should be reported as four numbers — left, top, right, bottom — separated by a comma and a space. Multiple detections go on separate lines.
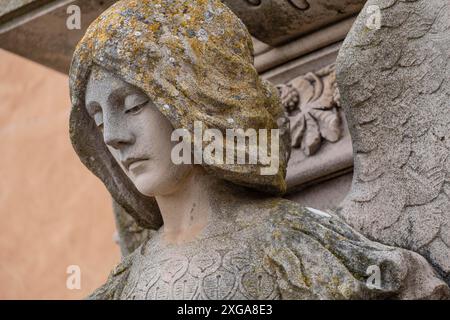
336, 0, 450, 281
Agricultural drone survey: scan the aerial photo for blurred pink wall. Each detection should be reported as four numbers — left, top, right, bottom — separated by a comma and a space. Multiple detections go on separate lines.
0, 49, 120, 299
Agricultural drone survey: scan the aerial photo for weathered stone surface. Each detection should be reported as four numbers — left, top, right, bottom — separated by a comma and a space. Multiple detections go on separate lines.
336, 0, 450, 282
223, 0, 366, 46
0, 0, 40, 23
286, 173, 352, 210
254, 16, 355, 72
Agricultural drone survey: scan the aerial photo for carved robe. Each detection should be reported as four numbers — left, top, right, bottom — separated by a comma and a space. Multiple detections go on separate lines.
89, 199, 449, 300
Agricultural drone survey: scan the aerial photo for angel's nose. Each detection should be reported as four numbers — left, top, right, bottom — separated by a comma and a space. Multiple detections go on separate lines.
103, 123, 135, 150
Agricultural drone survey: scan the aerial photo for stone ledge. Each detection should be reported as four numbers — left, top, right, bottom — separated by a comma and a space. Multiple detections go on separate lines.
0, 0, 51, 24
223, 0, 365, 46
1, 0, 361, 74
0, 0, 117, 73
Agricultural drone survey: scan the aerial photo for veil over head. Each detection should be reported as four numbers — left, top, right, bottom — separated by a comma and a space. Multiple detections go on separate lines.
69, 0, 290, 229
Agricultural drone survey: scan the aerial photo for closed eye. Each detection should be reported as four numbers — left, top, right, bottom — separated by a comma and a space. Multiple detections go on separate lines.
125, 101, 147, 115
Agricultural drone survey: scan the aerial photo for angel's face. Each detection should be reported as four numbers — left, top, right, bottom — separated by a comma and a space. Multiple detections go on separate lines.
85, 66, 193, 197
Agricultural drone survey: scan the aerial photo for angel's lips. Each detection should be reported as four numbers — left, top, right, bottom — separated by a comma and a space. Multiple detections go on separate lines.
122, 157, 150, 171
129, 160, 149, 171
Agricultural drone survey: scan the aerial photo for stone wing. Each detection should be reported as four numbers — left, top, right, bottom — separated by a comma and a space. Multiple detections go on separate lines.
335, 0, 450, 281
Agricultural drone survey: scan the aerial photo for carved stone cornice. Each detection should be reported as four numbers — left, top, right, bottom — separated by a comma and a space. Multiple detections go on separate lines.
0, 0, 45, 24
222, 0, 366, 46
0, 1, 362, 74
254, 17, 355, 73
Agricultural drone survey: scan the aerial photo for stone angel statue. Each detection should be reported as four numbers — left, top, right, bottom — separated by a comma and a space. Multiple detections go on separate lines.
68, 0, 449, 299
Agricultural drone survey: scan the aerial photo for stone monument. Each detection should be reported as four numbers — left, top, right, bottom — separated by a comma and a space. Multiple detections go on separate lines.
68, 0, 449, 299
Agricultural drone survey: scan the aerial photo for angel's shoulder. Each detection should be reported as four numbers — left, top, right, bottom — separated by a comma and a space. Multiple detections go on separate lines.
258, 198, 362, 243
257, 198, 449, 300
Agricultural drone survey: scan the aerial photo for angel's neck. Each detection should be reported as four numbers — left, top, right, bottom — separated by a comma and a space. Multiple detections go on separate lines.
155, 166, 221, 245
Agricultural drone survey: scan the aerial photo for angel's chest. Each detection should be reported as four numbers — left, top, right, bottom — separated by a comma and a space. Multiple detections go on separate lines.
120, 244, 280, 300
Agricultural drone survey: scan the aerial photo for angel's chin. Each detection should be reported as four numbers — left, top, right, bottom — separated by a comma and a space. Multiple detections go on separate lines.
132, 164, 194, 197
132, 173, 175, 197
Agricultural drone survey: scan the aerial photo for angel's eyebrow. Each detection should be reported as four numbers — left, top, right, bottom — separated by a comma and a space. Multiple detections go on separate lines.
107, 85, 146, 108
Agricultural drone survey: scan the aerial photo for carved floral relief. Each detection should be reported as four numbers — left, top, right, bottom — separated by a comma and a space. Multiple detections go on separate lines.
276, 64, 342, 156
